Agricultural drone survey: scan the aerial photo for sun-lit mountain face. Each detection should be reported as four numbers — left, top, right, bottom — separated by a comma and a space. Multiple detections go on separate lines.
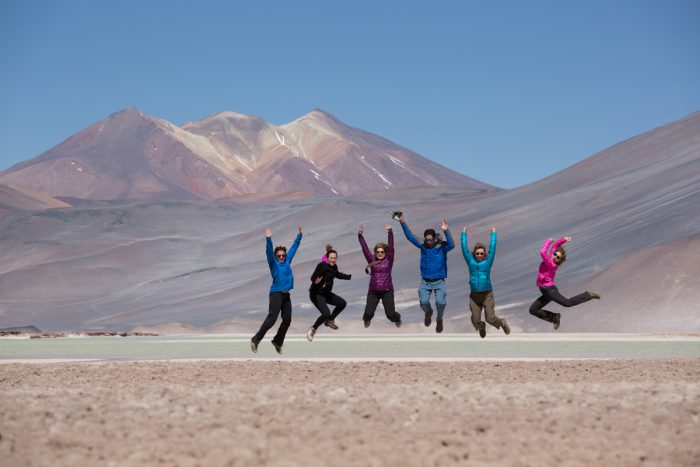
0, 107, 494, 203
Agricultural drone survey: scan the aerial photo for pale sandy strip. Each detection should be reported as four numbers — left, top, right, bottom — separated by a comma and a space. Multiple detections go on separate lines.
0, 357, 640, 364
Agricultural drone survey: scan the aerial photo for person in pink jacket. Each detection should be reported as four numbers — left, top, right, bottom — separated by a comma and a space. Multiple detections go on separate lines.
528, 236, 600, 330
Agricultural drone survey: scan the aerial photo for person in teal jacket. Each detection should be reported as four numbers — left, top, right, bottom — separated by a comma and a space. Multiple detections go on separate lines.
461, 226, 510, 338
251, 226, 302, 354
398, 214, 454, 333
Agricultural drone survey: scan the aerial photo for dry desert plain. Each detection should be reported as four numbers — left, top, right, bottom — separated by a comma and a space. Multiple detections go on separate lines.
0, 358, 699, 466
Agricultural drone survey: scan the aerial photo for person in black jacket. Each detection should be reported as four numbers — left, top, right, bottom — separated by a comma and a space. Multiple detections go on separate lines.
307, 244, 352, 342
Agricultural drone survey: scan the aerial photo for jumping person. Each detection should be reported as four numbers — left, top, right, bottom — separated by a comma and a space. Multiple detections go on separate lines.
398, 214, 454, 333
529, 236, 600, 330
461, 226, 510, 338
251, 226, 303, 354
358, 224, 402, 328
306, 245, 352, 342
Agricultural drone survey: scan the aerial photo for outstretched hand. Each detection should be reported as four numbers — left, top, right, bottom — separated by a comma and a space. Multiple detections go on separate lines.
264, 228, 272, 238
491, 226, 496, 233
384, 224, 391, 232
358, 224, 365, 235
462, 226, 467, 233
298, 226, 303, 234
399, 215, 406, 223
441, 218, 448, 231
565, 236, 572, 242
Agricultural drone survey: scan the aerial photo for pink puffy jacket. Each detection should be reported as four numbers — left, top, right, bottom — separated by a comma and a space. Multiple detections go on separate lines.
536, 237, 568, 287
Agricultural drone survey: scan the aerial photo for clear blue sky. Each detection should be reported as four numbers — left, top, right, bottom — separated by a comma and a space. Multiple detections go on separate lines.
1, 0, 699, 188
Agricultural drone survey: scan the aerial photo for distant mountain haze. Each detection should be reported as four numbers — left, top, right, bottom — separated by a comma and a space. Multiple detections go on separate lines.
0, 108, 492, 201
0, 111, 698, 333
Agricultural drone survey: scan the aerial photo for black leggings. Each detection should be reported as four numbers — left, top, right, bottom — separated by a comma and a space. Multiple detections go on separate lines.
253, 292, 292, 345
529, 286, 592, 322
363, 290, 401, 323
310, 292, 347, 329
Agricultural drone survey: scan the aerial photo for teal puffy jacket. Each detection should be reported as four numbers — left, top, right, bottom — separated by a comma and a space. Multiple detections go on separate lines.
461, 230, 496, 292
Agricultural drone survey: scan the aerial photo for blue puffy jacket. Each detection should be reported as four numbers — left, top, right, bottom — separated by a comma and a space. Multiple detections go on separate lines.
461, 230, 496, 292
266, 233, 302, 292
400, 222, 454, 279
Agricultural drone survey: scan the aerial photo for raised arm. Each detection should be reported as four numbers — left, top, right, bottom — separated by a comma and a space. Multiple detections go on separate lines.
265, 229, 275, 269
443, 228, 455, 252
358, 225, 374, 263
386, 225, 395, 266
552, 236, 569, 252
400, 220, 422, 249
287, 229, 303, 263
540, 238, 554, 258
460, 229, 475, 266
486, 228, 497, 267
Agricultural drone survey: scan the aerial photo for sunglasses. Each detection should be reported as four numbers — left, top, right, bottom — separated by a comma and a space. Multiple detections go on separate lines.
425, 237, 435, 242
276, 254, 286, 259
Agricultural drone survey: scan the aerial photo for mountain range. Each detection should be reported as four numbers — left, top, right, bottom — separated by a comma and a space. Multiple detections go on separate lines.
0, 108, 490, 202
0, 109, 698, 333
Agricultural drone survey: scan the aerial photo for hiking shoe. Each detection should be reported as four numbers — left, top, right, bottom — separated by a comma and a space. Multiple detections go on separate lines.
424, 311, 432, 327
587, 291, 601, 300
324, 320, 339, 330
250, 339, 258, 353
478, 321, 486, 338
395, 319, 402, 328
436, 319, 443, 333
501, 318, 511, 335
272, 341, 283, 354
553, 313, 561, 330
306, 327, 316, 342
364, 320, 371, 328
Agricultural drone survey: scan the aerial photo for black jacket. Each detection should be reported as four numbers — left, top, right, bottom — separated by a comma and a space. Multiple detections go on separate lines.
309, 261, 351, 295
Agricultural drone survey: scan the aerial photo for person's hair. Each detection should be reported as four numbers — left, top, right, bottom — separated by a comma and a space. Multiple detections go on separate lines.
374, 242, 389, 256
274, 246, 287, 256
472, 242, 487, 258
423, 228, 436, 238
554, 246, 567, 264
325, 244, 337, 257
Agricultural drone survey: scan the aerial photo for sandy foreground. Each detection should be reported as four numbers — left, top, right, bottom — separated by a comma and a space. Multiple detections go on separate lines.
0, 359, 698, 466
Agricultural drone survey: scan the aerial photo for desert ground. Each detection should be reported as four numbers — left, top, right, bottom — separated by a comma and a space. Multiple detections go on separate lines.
1, 359, 698, 466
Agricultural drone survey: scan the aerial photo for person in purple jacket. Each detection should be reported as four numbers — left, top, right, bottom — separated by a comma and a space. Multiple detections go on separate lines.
358, 224, 402, 328
528, 236, 600, 330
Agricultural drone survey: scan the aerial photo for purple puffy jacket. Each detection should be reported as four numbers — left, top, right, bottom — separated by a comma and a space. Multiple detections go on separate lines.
358, 229, 394, 292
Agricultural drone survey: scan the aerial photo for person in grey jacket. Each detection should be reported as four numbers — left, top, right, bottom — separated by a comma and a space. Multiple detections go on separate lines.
461, 226, 510, 338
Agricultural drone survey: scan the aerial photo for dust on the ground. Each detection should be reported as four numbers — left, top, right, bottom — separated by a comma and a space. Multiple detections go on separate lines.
1, 359, 698, 466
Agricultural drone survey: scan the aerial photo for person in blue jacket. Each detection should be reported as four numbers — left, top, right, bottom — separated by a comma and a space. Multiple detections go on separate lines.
461, 226, 510, 338
398, 214, 454, 333
251, 226, 302, 354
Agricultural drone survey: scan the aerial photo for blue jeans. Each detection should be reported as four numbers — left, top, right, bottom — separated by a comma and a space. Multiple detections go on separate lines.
418, 278, 446, 320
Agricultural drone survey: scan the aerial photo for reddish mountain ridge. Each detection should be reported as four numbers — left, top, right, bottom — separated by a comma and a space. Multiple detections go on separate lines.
0, 108, 492, 201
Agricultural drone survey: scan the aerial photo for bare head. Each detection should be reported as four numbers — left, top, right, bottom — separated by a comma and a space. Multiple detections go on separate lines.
374, 242, 388, 260
423, 228, 437, 248
326, 244, 338, 266
472, 242, 487, 261
274, 246, 287, 263
553, 246, 567, 265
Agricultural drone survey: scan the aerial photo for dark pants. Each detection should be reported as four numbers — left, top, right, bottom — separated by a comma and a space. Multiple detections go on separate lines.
310, 292, 346, 329
253, 292, 292, 345
363, 290, 401, 323
529, 286, 592, 322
